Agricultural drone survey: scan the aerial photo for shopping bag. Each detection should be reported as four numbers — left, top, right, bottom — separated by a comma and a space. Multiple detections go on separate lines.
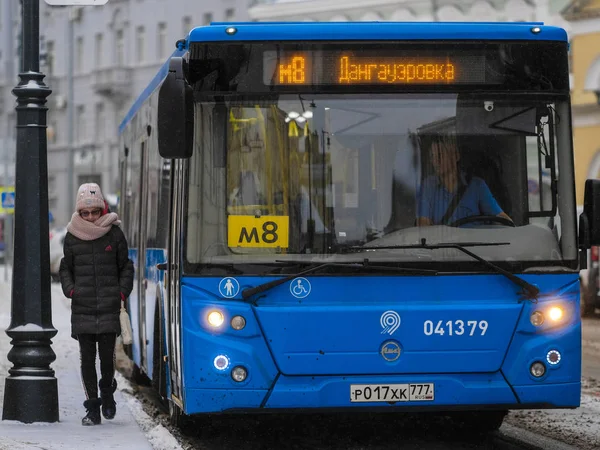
120, 300, 133, 345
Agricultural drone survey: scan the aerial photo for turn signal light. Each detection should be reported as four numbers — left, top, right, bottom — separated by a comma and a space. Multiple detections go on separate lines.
231, 315, 246, 330
530, 311, 544, 326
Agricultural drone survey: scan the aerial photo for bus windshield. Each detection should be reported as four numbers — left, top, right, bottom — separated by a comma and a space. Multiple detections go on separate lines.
185, 93, 577, 273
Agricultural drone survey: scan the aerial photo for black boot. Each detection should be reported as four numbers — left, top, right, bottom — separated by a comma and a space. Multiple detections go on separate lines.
99, 378, 117, 420
82, 398, 102, 426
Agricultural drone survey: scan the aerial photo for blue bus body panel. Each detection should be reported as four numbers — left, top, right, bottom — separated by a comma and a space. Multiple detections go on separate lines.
180, 273, 580, 413
180, 283, 280, 391
188, 22, 567, 43
254, 274, 524, 375
502, 277, 581, 405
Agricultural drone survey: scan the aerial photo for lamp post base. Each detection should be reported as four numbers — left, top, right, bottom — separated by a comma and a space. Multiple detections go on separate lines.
2, 377, 59, 423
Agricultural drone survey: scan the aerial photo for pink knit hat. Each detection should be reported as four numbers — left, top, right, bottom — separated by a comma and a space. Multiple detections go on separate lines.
76, 183, 105, 211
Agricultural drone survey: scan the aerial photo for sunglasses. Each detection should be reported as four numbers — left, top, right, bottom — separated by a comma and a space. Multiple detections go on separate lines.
80, 209, 102, 218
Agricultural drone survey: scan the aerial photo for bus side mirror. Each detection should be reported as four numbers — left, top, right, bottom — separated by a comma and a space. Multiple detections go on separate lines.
580, 179, 600, 247
158, 57, 194, 159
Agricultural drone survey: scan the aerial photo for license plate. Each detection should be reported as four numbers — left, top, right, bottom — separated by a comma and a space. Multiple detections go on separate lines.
350, 383, 434, 402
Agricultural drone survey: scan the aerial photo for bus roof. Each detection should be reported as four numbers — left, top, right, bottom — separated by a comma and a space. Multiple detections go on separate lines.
119, 21, 567, 134
189, 21, 567, 43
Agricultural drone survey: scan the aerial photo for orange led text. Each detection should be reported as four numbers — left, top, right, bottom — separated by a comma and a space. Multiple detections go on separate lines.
338, 56, 456, 84
279, 56, 307, 84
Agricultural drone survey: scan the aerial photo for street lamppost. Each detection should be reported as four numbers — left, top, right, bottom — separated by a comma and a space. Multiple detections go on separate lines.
2, 0, 59, 423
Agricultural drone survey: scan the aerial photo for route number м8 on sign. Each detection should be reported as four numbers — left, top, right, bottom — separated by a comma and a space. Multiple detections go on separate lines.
228, 215, 289, 248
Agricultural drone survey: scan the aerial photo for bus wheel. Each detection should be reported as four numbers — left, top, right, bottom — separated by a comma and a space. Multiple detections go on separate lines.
453, 410, 507, 433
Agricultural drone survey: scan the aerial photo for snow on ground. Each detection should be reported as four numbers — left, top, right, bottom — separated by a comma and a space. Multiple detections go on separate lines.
505, 385, 600, 450
0, 266, 182, 450
117, 373, 183, 450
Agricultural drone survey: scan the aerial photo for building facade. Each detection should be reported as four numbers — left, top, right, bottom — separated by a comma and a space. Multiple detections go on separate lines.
0, 0, 251, 227
249, 0, 569, 25
562, 0, 600, 206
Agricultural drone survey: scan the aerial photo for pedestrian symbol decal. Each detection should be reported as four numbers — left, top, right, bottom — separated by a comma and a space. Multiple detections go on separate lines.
219, 277, 240, 298
290, 277, 311, 299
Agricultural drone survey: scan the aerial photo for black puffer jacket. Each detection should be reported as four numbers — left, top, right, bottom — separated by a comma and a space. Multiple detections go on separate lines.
59, 225, 134, 338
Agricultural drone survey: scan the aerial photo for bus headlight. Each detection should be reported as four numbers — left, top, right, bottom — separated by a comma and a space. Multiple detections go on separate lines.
207, 310, 225, 328
530, 305, 567, 327
547, 306, 564, 322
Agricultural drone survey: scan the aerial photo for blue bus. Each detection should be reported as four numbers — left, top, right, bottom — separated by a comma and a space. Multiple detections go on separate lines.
118, 21, 600, 430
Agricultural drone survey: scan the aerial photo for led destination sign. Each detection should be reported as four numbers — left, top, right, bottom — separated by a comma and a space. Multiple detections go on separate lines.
264, 51, 487, 86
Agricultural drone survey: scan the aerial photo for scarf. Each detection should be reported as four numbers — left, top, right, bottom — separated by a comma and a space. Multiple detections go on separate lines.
67, 212, 122, 241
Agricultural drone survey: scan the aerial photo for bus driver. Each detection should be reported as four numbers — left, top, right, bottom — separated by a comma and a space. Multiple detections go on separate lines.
416, 135, 512, 227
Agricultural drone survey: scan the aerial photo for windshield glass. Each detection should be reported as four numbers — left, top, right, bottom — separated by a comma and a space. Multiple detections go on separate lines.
185, 94, 577, 273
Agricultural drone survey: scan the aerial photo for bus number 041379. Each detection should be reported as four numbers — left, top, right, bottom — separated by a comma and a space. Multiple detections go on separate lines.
423, 320, 488, 336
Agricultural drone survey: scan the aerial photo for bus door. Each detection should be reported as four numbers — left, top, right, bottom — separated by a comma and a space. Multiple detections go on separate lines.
137, 140, 149, 372
167, 159, 185, 404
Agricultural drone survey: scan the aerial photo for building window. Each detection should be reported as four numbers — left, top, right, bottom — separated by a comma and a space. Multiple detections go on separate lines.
95, 33, 103, 68
157, 23, 167, 60
75, 37, 84, 73
136, 26, 145, 63
225, 8, 235, 20
95, 103, 105, 142
46, 40, 55, 75
203, 12, 213, 25
76, 105, 86, 142
182, 16, 192, 36
116, 29, 124, 66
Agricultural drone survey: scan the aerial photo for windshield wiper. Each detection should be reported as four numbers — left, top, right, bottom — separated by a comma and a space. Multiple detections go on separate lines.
351, 239, 539, 302
241, 259, 437, 300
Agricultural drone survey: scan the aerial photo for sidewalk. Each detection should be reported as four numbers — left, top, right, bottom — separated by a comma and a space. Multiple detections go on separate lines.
0, 276, 154, 450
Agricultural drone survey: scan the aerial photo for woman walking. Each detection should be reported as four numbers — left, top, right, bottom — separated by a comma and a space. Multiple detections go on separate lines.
59, 183, 134, 426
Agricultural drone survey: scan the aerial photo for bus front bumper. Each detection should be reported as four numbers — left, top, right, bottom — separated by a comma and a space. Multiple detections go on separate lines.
182, 373, 580, 414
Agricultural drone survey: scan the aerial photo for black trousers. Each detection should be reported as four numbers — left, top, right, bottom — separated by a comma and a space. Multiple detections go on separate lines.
77, 333, 117, 399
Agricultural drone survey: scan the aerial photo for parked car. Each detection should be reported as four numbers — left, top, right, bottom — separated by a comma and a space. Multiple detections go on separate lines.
49, 227, 67, 282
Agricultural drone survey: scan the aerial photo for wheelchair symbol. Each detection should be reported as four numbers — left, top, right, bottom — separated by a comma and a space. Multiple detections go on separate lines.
290, 277, 311, 299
